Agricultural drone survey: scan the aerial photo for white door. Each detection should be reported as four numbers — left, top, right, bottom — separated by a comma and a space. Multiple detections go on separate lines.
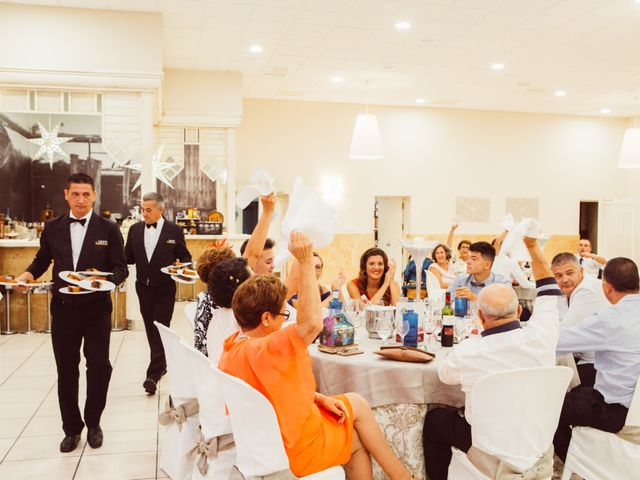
598, 200, 640, 265
376, 196, 407, 283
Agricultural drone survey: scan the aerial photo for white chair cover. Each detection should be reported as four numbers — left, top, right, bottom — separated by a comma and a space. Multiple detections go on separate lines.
561, 377, 640, 480
449, 366, 572, 479
180, 341, 236, 480
425, 270, 445, 306
155, 322, 201, 480
184, 302, 197, 331
211, 366, 345, 479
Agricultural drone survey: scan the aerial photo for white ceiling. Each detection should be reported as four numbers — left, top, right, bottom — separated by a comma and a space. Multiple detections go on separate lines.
6, 0, 640, 117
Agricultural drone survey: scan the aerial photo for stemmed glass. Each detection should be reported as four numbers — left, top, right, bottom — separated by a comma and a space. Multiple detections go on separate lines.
396, 317, 410, 346
376, 315, 394, 346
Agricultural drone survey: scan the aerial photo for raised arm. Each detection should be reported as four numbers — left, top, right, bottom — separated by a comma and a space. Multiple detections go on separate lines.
290, 232, 323, 345
493, 229, 508, 256
243, 193, 276, 270
446, 223, 457, 250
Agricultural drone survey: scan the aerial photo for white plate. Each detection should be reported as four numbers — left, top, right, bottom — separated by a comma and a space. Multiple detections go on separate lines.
0, 280, 21, 287
171, 274, 197, 284
59, 271, 87, 285
0, 280, 53, 287
161, 266, 183, 275
170, 262, 191, 268
59, 286, 92, 295
79, 279, 116, 292
77, 270, 113, 277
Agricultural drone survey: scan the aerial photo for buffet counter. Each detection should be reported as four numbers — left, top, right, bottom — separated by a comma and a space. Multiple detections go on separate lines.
0, 233, 248, 334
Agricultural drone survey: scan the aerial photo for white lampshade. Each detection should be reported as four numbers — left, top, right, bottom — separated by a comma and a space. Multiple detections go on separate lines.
349, 114, 384, 160
617, 127, 640, 168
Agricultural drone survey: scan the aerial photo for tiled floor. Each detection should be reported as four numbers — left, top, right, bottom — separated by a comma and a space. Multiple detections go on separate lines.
0, 301, 196, 480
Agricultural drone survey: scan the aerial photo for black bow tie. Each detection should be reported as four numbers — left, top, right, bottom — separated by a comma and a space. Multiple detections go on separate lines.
69, 217, 86, 227
146, 222, 157, 229
470, 280, 486, 287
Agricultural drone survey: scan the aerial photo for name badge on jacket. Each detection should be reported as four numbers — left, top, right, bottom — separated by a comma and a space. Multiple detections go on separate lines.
95, 240, 109, 246
166, 239, 176, 244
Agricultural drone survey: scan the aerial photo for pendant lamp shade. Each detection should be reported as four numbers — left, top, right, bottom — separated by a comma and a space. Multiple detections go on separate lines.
349, 113, 384, 160
617, 127, 640, 168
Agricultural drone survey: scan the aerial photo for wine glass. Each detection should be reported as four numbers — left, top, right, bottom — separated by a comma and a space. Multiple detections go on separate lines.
397, 317, 410, 346
376, 315, 394, 346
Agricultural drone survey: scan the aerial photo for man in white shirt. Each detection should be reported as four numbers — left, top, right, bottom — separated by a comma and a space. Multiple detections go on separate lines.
576, 238, 606, 278
551, 252, 609, 386
554, 257, 640, 461
423, 227, 562, 480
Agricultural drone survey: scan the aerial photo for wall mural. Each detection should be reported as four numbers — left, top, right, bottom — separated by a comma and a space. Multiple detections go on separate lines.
0, 112, 218, 222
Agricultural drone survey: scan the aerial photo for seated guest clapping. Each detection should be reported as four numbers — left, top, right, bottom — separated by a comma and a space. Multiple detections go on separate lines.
347, 247, 400, 306
423, 227, 562, 480
206, 257, 251, 362
447, 241, 511, 302
219, 233, 411, 480
551, 252, 609, 386
554, 257, 640, 461
427, 244, 456, 288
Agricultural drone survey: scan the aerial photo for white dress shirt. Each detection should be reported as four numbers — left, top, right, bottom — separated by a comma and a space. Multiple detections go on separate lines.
69, 210, 92, 270
144, 217, 164, 262
575, 254, 603, 278
438, 277, 562, 425
557, 294, 640, 408
492, 254, 534, 289
558, 275, 609, 363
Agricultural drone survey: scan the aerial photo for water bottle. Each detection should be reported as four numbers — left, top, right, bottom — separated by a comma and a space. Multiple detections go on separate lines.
403, 310, 418, 347
329, 289, 342, 314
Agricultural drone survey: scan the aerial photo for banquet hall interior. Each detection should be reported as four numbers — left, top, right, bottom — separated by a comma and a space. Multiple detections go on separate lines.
1, 1, 640, 479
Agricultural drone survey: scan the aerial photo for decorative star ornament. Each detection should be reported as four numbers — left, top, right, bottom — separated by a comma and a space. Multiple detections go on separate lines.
28, 122, 72, 169
126, 144, 182, 191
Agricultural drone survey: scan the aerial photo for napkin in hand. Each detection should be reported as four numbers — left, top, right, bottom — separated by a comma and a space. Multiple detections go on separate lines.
500, 218, 542, 262
274, 177, 338, 267
236, 170, 275, 209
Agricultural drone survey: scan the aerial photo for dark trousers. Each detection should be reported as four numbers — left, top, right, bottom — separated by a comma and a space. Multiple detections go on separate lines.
423, 407, 472, 480
136, 282, 176, 381
51, 295, 113, 436
576, 362, 596, 388
553, 386, 628, 461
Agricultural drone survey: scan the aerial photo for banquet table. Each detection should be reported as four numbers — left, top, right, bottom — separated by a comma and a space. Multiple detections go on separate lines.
309, 329, 465, 479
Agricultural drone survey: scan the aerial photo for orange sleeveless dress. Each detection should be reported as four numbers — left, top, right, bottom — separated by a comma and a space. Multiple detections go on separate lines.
218, 325, 354, 476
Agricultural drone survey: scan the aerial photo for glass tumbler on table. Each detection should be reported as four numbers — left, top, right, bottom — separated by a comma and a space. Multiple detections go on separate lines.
376, 315, 394, 346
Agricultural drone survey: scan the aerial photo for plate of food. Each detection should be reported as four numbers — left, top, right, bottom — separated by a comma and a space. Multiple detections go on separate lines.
79, 279, 116, 292
77, 268, 113, 277
0, 275, 20, 286
172, 261, 191, 268
59, 286, 93, 295
161, 265, 183, 275
59, 271, 87, 285
179, 267, 198, 278
171, 273, 197, 284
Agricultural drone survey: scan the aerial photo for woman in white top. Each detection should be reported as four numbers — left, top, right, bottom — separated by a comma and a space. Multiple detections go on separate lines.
206, 257, 252, 362
427, 244, 457, 288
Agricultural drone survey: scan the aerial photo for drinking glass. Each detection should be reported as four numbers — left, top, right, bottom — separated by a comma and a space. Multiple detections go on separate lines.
397, 317, 410, 346
376, 316, 394, 346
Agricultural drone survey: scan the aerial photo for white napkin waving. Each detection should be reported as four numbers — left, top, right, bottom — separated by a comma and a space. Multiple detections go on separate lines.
236, 170, 275, 209
500, 218, 542, 262
274, 177, 338, 267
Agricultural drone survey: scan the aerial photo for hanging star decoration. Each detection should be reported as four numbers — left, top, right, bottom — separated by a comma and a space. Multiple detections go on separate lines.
28, 122, 72, 169
126, 144, 182, 191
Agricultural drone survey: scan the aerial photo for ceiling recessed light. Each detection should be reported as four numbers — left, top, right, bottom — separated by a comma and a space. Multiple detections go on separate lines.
491, 63, 505, 70
600, 108, 611, 114
395, 21, 411, 30
331, 76, 344, 83
554, 90, 567, 97
415, 98, 426, 104
249, 45, 263, 53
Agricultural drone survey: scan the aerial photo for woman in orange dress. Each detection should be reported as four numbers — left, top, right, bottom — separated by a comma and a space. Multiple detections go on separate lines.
219, 233, 411, 480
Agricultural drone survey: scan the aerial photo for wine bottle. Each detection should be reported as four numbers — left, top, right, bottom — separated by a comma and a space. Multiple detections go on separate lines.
442, 292, 454, 317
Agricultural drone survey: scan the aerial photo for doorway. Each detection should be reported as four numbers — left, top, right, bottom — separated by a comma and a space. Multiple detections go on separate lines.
579, 201, 599, 251
375, 196, 409, 282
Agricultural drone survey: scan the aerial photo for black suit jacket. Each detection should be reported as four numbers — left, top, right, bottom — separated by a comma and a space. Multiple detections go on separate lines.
124, 219, 191, 287
27, 213, 128, 302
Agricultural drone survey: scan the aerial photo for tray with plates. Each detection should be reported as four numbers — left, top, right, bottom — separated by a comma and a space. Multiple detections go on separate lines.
79, 279, 116, 292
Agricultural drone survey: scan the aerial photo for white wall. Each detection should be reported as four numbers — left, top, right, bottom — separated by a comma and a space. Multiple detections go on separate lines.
0, 4, 162, 88
237, 99, 628, 235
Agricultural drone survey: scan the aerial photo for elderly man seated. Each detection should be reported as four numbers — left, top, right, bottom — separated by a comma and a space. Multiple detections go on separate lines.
551, 252, 609, 386
423, 226, 562, 480
554, 257, 640, 462
447, 241, 511, 302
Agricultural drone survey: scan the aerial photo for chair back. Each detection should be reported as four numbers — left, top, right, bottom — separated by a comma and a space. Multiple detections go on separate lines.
625, 376, 640, 426
184, 302, 197, 330
211, 366, 290, 477
470, 366, 572, 471
154, 321, 198, 400
426, 270, 445, 305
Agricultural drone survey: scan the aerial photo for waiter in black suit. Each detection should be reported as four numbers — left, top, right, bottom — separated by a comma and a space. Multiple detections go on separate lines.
124, 192, 191, 395
16, 173, 127, 453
